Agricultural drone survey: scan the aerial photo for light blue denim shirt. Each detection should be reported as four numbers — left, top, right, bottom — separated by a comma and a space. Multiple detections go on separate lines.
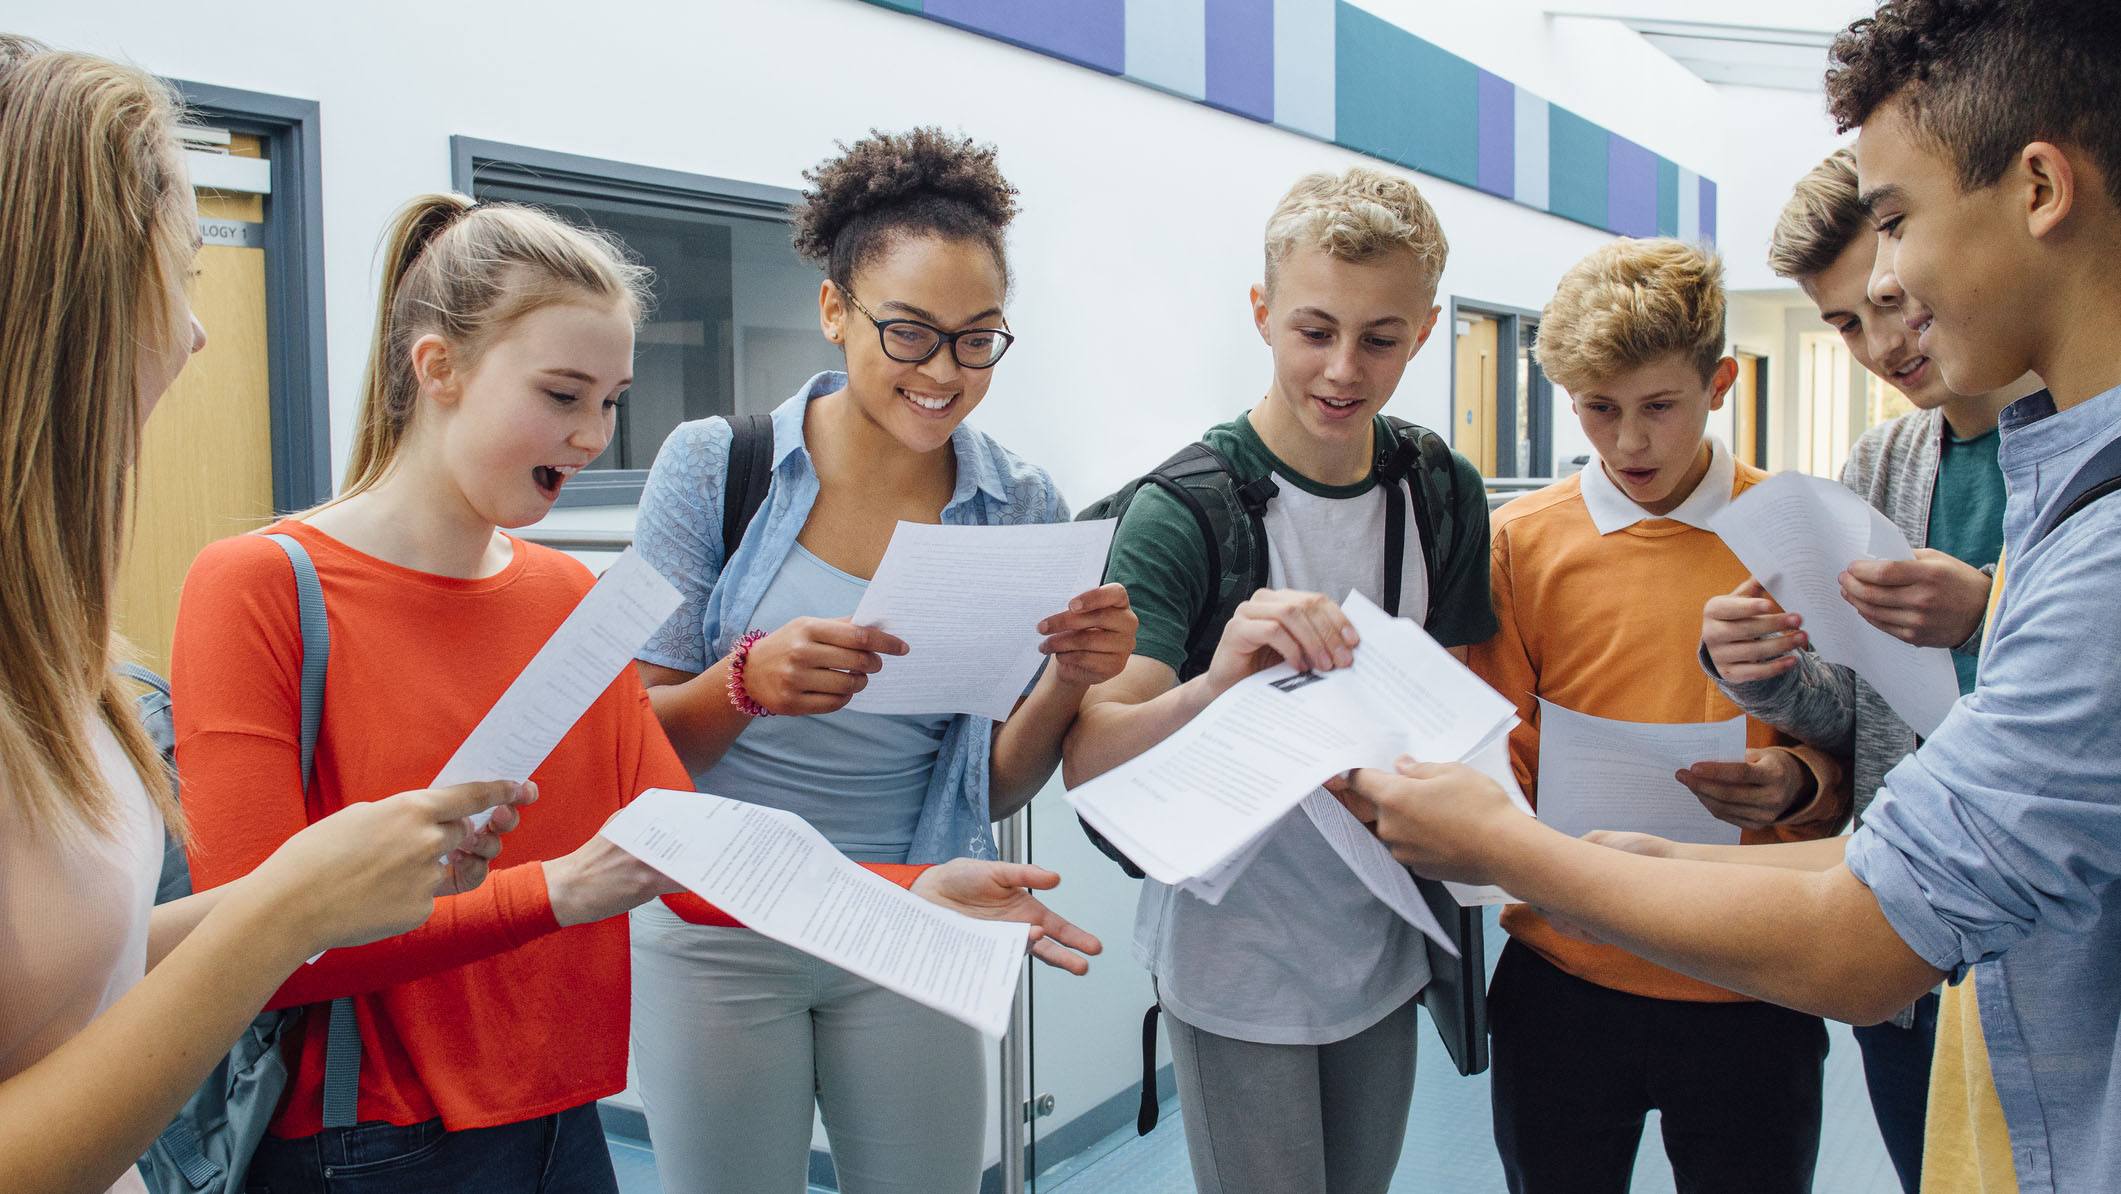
1846, 379, 2121, 1194
633, 371, 1069, 863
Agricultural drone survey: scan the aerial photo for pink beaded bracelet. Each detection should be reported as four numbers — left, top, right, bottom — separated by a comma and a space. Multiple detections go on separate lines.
726, 629, 775, 717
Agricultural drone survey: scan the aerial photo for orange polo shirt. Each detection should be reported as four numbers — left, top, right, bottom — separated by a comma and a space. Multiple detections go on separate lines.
1468, 461, 1851, 1002
174, 521, 923, 1136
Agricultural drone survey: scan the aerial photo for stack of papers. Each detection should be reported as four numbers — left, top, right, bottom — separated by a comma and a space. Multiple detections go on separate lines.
1534, 700, 1748, 846
1708, 472, 1959, 736
603, 790, 1030, 1037
1065, 593, 1524, 948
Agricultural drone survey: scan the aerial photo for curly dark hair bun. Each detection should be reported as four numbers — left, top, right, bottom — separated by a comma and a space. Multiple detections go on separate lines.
791, 127, 1019, 290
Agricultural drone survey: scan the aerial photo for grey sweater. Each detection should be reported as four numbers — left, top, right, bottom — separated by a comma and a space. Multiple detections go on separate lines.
1704, 407, 1993, 825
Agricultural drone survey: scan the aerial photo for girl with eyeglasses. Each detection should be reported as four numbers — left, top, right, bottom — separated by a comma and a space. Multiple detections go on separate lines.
628, 127, 1135, 1194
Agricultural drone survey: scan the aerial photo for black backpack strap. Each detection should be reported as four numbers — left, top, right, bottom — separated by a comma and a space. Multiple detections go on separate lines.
263, 533, 361, 1131
721, 413, 776, 564
1381, 417, 1461, 625
1137, 1002, 1162, 1135
2029, 433, 2121, 551
1145, 440, 1274, 682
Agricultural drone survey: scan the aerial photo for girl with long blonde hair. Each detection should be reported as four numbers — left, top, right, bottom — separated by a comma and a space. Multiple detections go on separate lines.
0, 35, 526, 1194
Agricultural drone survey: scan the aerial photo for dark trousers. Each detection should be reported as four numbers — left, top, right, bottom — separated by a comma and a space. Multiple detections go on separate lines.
1850, 990, 1939, 1194
1489, 940, 1827, 1194
245, 1100, 619, 1194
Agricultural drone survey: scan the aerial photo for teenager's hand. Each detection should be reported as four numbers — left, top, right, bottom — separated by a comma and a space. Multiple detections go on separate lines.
1840, 549, 1991, 648
250, 780, 535, 951
1203, 589, 1359, 694
1037, 583, 1138, 688
1345, 759, 1520, 883
742, 616, 910, 716
1678, 749, 1812, 830
1701, 578, 1807, 683
548, 815, 685, 927
441, 797, 525, 896
911, 860, 1104, 975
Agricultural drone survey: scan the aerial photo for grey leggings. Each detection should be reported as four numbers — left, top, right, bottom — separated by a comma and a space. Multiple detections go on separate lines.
629, 908, 986, 1194
1166, 995, 1421, 1194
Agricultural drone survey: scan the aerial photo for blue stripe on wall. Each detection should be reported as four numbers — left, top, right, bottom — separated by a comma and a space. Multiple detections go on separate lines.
923, 0, 1126, 74
857, 0, 1714, 242
1205, 0, 1274, 122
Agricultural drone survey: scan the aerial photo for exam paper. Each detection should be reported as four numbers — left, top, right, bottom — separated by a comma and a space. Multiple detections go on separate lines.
432, 549, 682, 831
1709, 472, 1960, 736
1442, 736, 1532, 907
845, 520, 1117, 721
604, 789, 1029, 1037
1066, 592, 1516, 948
1299, 789, 1457, 957
1534, 699, 1747, 846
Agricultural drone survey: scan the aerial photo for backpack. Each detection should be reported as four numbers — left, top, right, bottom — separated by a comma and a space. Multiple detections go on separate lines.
1077, 417, 1495, 1118
135, 533, 362, 1194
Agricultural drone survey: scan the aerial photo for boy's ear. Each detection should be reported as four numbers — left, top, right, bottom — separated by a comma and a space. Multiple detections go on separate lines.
1707, 356, 1739, 410
1250, 283, 1275, 344
410, 333, 460, 406
2020, 141, 2078, 242
818, 278, 847, 345
1409, 304, 1443, 357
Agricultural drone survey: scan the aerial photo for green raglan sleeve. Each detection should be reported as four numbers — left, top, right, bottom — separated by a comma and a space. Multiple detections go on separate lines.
1100, 483, 1216, 675
1423, 450, 1501, 648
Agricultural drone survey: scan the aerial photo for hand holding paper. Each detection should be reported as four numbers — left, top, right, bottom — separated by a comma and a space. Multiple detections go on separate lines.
1708, 472, 1959, 735
602, 790, 1034, 1036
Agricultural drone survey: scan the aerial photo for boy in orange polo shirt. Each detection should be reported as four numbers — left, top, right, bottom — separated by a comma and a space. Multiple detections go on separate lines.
1469, 238, 1849, 1193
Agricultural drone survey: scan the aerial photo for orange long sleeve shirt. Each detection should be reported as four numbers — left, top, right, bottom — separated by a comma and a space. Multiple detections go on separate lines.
1468, 466, 1850, 1002
172, 522, 921, 1136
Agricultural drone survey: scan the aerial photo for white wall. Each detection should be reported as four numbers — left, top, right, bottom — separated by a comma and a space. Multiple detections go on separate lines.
16, 0, 1856, 1171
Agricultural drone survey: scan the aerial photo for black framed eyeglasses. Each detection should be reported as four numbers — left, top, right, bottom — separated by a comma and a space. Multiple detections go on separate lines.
840, 286, 1015, 369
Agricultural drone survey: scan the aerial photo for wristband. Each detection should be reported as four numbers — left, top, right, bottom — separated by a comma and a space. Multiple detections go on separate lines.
726, 630, 776, 717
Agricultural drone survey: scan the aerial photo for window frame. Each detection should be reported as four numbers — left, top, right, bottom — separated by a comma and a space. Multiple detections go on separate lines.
449, 136, 805, 507
1448, 297, 1552, 479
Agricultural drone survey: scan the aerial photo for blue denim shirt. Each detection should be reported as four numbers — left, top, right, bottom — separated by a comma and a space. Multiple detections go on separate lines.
633, 372, 1069, 863
1846, 380, 2121, 1194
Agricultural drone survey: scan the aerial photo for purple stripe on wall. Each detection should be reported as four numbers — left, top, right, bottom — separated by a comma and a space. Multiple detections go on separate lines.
1475, 70, 1514, 199
1205, 0, 1275, 122
1605, 134, 1659, 238
923, 0, 1126, 74
1699, 176, 1718, 243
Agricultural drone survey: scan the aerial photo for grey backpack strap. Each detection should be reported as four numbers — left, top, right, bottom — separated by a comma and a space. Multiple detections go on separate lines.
262, 534, 361, 1129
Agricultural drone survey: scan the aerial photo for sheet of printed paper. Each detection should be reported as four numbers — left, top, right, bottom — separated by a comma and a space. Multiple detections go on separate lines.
1534, 699, 1747, 845
1175, 815, 1282, 905
1709, 472, 1959, 736
431, 549, 681, 831
845, 520, 1117, 721
604, 789, 1030, 1037
1065, 592, 1516, 892
1298, 789, 1457, 956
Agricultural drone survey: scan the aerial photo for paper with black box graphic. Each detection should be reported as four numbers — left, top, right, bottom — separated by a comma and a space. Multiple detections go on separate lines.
1065, 593, 1521, 949
603, 789, 1029, 1037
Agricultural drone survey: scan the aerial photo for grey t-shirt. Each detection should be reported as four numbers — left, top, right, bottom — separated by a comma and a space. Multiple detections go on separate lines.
1111, 414, 1493, 1044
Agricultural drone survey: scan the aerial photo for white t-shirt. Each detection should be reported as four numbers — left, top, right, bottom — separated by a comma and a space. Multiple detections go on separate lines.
1133, 474, 1434, 1044
0, 715, 163, 1194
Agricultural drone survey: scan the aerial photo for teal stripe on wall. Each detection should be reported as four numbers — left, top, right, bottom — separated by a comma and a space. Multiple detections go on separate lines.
1657, 157, 1680, 237
1547, 106, 1606, 230
1333, 4, 1479, 190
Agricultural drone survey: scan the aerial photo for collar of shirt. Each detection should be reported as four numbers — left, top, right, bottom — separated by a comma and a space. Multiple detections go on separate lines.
1577, 436, 1735, 535
768, 371, 1013, 508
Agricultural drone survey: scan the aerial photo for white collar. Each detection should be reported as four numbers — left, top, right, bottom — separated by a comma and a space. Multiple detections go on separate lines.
1578, 437, 1735, 535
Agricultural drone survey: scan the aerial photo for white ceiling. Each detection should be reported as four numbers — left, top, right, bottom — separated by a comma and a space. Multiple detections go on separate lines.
1546, 3, 1870, 91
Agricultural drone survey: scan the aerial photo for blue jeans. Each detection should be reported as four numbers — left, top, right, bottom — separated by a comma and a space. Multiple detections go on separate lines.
1850, 991, 1939, 1194
244, 1101, 618, 1194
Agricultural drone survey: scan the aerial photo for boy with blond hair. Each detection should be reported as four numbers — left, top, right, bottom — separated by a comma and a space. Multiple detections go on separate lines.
1468, 237, 1849, 1193
1699, 147, 2037, 1193
1063, 167, 1495, 1194
1345, 2, 2121, 1188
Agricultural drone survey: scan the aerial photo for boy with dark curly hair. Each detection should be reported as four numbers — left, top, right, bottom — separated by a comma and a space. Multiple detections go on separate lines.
1341, 2, 2121, 1190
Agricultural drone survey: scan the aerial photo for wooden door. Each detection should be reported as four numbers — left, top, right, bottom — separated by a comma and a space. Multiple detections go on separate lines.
1454, 315, 1500, 475
115, 133, 278, 677
1733, 350, 1761, 468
